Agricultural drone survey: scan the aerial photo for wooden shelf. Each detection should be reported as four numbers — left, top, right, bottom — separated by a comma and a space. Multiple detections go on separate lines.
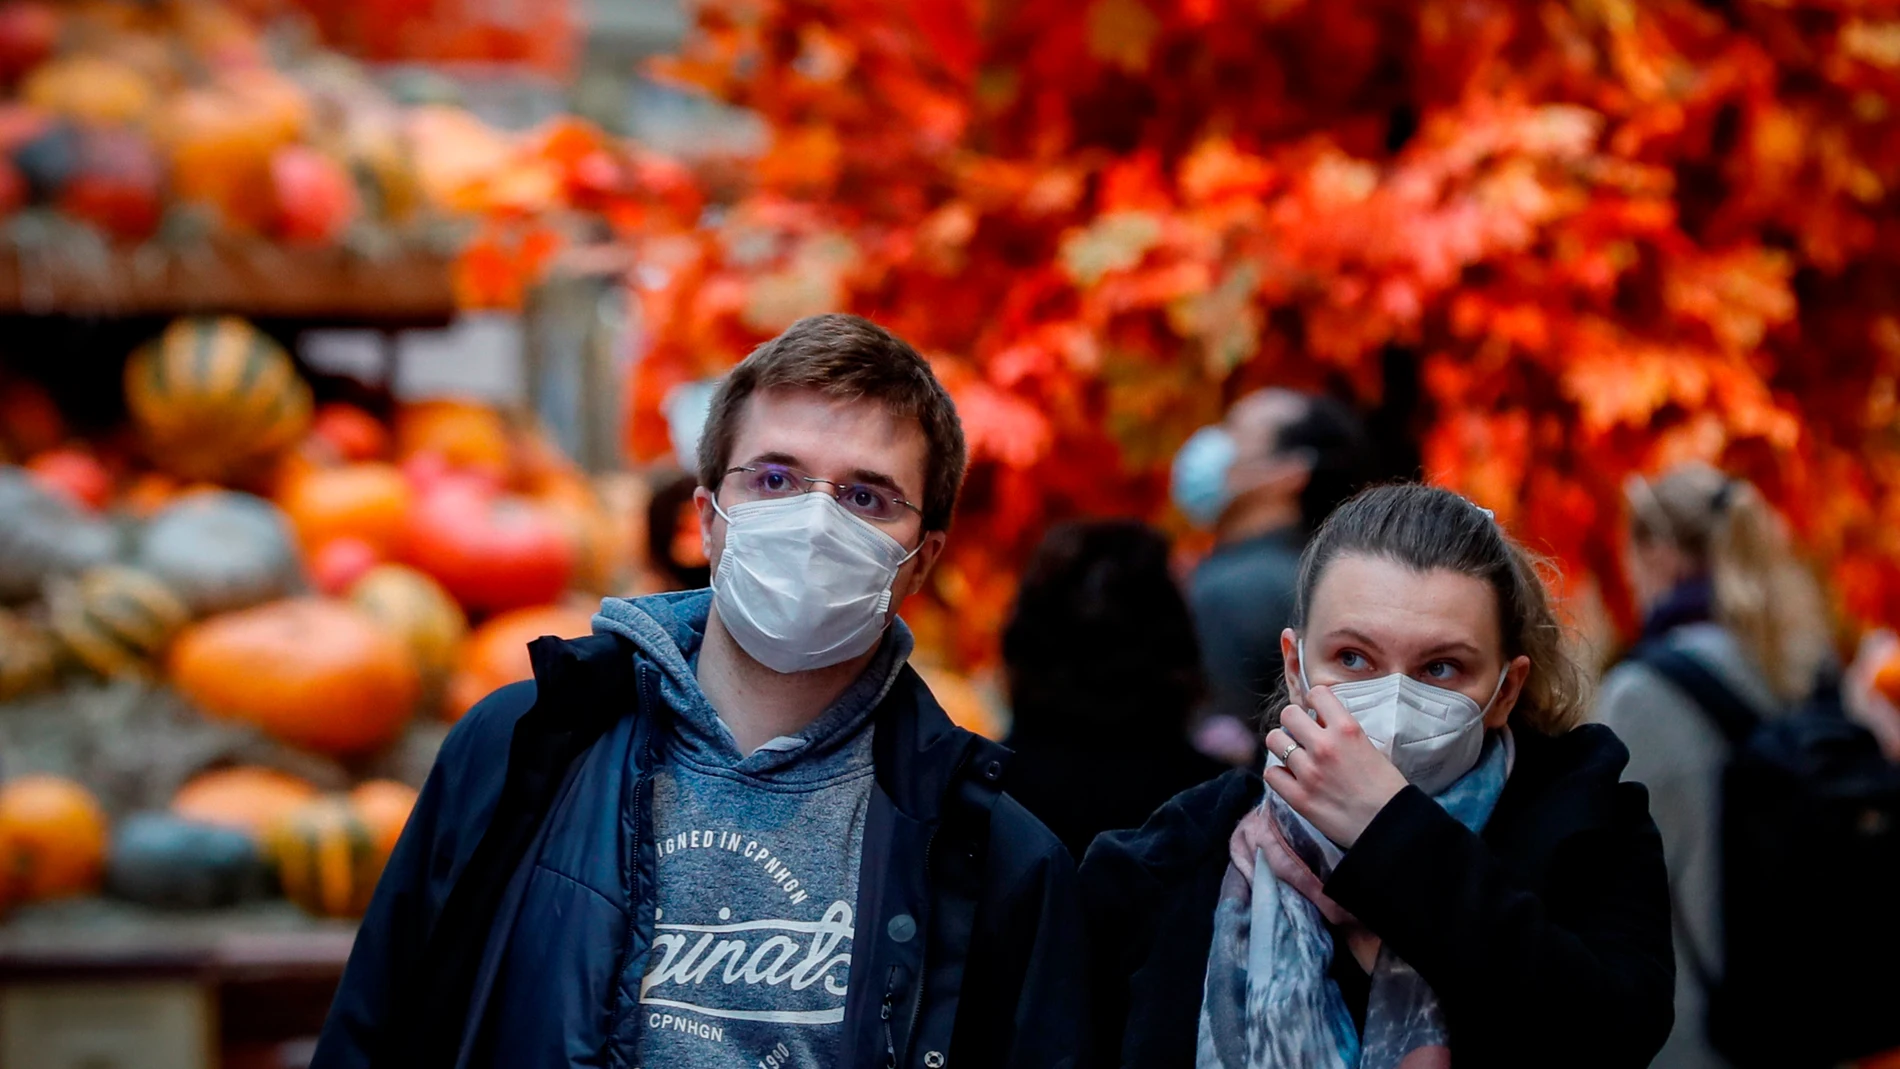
0, 242, 458, 322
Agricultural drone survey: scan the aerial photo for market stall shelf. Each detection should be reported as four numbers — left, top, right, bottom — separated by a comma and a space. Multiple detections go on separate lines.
0, 243, 457, 322
0, 898, 355, 1069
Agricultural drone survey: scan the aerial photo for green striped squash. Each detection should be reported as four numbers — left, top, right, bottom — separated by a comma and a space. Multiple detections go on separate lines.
123, 317, 313, 481
47, 565, 190, 678
266, 797, 383, 917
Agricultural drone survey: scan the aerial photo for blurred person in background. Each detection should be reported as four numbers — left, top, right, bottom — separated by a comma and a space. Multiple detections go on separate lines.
314, 315, 1084, 1069
644, 467, 712, 590
1172, 389, 1374, 766
1083, 484, 1673, 1069
1001, 519, 1228, 859
1596, 463, 1834, 1069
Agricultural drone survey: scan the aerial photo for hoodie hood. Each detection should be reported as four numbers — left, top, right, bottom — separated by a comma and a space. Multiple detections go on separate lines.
592, 589, 913, 780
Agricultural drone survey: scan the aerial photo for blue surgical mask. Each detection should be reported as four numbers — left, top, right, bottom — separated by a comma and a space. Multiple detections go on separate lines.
1171, 425, 1237, 527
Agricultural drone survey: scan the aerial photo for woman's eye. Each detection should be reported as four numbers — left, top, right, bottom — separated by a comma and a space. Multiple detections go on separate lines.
763, 471, 790, 491
1423, 661, 1459, 680
1338, 650, 1368, 670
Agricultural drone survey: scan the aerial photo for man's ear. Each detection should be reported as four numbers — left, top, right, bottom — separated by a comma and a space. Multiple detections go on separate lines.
1264, 449, 1316, 496
694, 486, 720, 565
898, 531, 949, 602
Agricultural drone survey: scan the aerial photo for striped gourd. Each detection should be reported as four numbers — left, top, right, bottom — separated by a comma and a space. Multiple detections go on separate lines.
266, 797, 383, 917
0, 608, 58, 700
46, 565, 191, 677
123, 317, 313, 481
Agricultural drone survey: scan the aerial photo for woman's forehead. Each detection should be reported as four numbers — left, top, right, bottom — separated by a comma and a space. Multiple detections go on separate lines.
1307, 554, 1502, 651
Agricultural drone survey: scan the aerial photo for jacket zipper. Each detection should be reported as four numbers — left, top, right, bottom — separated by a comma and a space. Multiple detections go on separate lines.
900, 827, 936, 1068
881, 966, 899, 1068
608, 663, 657, 1066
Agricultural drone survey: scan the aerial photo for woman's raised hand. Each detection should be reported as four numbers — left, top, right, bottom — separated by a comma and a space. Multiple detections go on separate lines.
1263, 685, 1410, 849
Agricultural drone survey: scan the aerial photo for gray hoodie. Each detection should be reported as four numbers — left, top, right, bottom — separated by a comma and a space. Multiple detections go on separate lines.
592, 589, 912, 1069
1595, 622, 1780, 1069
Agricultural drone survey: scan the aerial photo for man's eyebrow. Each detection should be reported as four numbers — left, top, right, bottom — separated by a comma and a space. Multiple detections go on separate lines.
742, 451, 803, 469
845, 468, 908, 497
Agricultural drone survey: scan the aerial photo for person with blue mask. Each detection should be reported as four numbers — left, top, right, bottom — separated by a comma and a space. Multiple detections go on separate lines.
1172, 389, 1373, 764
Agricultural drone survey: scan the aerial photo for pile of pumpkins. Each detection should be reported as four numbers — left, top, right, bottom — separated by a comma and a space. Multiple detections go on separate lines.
0, 767, 417, 919
0, 314, 619, 916
0, 0, 540, 246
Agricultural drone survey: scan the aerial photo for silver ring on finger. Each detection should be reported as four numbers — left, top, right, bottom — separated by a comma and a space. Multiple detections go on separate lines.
1278, 740, 1302, 762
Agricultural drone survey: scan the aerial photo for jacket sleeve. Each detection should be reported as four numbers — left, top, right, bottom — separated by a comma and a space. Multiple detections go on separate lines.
960, 797, 1092, 1069
309, 683, 531, 1069
1004, 841, 1090, 1069
1324, 783, 1675, 1069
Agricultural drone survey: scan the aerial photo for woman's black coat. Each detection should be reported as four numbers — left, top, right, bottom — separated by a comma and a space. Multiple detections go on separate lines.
1078, 723, 1675, 1069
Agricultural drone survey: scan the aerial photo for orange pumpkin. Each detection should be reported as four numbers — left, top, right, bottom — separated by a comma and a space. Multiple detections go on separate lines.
446, 603, 595, 720
0, 775, 108, 900
22, 55, 156, 125
169, 599, 420, 755
395, 400, 513, 480
348, 564, 467, 697
405, 483, 575, 614
349, 779, 418, 858
171, 766, 320, 841
158, 70, 308, 233
278, 462, 412, 557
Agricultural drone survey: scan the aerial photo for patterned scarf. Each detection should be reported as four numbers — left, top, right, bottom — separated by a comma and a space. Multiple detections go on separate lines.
1195, 732, 1512, 1069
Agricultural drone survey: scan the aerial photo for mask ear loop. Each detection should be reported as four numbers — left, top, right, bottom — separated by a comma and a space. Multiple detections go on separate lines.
1478, 664, 1511, 719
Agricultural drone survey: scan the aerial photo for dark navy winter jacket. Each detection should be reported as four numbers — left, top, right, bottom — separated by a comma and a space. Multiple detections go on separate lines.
310, 631, 1087, 1069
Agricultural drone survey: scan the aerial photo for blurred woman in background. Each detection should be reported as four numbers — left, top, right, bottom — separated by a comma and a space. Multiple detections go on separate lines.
1001, 519, 1227, 860
1083, 484, 1673, 1069
1596, 462, 1832, 1069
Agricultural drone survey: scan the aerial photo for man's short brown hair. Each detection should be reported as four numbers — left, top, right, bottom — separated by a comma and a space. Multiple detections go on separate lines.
696, 314, 968, 531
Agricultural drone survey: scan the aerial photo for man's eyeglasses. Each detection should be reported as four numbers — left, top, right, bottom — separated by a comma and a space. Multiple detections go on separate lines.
722, 464, 924, 524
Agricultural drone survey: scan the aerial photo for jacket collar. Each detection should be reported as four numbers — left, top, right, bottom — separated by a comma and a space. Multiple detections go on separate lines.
525, 633, 1003, 822
872, 663, 1010, 823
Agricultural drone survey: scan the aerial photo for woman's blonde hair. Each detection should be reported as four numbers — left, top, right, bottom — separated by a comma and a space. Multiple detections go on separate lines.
1626, 462, 1830, 702
1291, 483, 1593, 735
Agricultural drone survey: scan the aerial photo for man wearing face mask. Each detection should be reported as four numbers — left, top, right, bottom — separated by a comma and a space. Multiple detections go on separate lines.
312, 315, 1086, 1069
1172, 390, 1372, 762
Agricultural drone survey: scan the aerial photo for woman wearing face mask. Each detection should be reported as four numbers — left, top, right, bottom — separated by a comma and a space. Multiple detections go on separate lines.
1595, 464, 1831, 1069
1080, 483, 1674, 1069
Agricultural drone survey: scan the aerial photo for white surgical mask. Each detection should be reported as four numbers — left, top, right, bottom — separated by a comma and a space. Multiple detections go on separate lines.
711, 492, 920, 674
1298, 640, 1509, 795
